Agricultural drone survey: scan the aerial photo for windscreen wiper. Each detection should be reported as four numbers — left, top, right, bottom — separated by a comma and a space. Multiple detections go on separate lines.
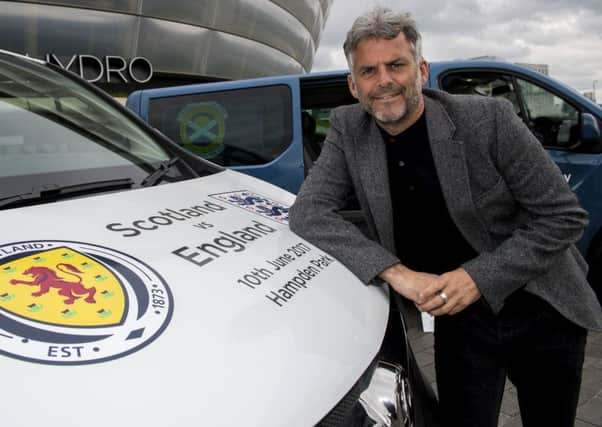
140, 157, 180, 187
0, 178, 134, 209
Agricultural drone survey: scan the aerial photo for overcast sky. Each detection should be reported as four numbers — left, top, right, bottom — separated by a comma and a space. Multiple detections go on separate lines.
313, 0, 602, 101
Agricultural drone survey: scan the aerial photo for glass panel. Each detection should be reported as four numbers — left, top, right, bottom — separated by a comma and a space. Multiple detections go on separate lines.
10, 0, 139, 13
214, 0, 312, 65
270, 0, 321, 37
303, 108, 331, 142
141, 0, 312, 67
203, 30, 305, 78
440, 71, 581, 149
147, 85, 293, 166
0, 3, 138, 59
516, 78, 580, 149
136, 18, 304, 80
440, 71, 522, 115
0, 54, 172, 190
300, 77, 357, 162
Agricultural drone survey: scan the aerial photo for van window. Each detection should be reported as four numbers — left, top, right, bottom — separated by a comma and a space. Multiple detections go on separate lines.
515, 78, 580, 149
440, 71, 581, 150
147, 85, 293, 166
440, 72, 522, 115
302, 108, 333, 142
300, 78, 357, 167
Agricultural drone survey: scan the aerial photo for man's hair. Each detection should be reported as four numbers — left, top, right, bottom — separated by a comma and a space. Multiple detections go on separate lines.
343, 7, 423, 67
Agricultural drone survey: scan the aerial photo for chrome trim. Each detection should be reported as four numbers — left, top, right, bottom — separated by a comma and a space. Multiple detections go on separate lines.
359, 361, 413, 427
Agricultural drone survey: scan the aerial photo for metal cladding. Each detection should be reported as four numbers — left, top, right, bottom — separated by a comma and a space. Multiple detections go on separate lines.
0, 0, 333, 83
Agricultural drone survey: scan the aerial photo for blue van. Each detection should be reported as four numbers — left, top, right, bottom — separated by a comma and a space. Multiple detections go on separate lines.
126, 60, 602, 300
126, 70, 354, 195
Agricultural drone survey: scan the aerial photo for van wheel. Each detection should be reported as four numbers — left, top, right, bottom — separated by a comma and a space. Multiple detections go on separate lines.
587, 242, 602, 306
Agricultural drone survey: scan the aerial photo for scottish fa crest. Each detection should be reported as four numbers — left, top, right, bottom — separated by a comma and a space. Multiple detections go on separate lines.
0, 241, 173, 365
177, 101, 228, 159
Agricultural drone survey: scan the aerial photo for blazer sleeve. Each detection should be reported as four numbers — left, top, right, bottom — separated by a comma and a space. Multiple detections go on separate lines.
461, 99, 589, 313
289, 111, 400, 284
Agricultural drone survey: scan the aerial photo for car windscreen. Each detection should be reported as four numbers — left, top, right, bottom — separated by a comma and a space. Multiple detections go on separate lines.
0, 55, 188, 198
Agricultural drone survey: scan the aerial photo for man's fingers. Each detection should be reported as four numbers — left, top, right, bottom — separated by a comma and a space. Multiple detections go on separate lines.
448, 305, 465, 316
428, 292, 459, 316
417, 280, 446, 304
430, 298, 462, 316
431, 290, 481, 316
417, 290, 451, 312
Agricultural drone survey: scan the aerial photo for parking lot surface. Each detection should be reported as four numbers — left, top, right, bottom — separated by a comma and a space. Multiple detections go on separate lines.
409, 328, 602, 426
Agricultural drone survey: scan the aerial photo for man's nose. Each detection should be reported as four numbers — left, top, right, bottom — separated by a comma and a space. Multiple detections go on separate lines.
376, 66, 394, 87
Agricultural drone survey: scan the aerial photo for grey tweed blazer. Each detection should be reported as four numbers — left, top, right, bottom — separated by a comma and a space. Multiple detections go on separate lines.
290, 88, 602, 330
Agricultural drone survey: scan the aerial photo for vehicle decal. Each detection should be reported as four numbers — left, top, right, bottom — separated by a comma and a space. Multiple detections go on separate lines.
177, 101, 227, 159
0, 241, 172, 365
210, 191, 289, 224
105, 199, 226, 238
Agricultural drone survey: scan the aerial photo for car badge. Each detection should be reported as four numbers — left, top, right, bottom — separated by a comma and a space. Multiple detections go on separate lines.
0, 241, 173, 365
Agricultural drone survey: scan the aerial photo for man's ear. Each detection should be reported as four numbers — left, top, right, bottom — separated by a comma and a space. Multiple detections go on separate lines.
420, 59, 429, 85
347, 73, 359, 99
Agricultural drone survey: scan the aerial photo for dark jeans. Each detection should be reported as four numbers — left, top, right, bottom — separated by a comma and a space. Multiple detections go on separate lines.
434, 291, 587, 427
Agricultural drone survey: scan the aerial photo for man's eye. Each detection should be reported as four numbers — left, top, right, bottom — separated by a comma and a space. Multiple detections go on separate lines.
360, 68, 375, 77
390, 63, 403, 70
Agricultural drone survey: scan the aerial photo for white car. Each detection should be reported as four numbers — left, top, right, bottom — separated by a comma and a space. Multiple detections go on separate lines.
0, 50, 439, 427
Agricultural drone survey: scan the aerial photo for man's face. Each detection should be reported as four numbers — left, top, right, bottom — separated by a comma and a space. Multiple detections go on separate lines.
347, 33, 428, 133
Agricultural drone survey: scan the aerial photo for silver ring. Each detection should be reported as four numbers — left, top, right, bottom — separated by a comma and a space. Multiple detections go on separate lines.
439, 291, 448, 304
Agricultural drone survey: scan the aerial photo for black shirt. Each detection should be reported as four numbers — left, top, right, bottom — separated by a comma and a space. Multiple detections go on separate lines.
383, 111, 477, 274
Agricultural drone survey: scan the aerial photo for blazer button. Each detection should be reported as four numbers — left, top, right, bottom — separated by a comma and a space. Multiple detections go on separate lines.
398, 160, 405, 167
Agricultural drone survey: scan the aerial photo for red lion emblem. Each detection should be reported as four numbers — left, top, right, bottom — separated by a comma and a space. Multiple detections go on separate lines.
10, 263, 97, 305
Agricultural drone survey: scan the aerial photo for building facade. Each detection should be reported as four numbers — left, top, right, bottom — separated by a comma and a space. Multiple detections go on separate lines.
0, 0, 332, 94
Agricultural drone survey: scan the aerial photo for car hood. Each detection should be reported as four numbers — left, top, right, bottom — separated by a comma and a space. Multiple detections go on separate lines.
0, 170, 388, 427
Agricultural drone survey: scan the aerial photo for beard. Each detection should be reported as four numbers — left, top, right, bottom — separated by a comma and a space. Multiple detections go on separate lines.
358, 69, 423, 125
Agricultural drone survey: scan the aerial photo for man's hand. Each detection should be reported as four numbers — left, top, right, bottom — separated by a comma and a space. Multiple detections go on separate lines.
379, 263, 438, 303
416, 268, 481, 315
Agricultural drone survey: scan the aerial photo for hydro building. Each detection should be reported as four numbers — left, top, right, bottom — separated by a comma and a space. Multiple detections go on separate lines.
0, 0, 333, 95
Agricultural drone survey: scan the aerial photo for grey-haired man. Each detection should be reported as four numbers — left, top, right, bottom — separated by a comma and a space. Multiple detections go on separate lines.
290, 7, 602, 427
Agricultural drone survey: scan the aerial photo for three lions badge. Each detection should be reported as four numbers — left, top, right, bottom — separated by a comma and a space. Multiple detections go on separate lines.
0, 241, 173, 365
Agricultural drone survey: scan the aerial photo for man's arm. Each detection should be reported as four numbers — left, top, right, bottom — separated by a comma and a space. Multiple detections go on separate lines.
379, 263, 439, 303
289, 113, 401, 285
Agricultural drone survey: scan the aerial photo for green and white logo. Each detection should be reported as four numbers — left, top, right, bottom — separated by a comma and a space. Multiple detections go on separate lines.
177, 102, 228, 159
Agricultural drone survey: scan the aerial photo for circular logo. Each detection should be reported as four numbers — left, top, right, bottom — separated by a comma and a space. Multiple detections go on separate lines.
0, 241, 173, 365
177, 101, 228, 159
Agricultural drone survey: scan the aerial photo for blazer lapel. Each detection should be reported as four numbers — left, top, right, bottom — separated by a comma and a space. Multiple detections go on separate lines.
354, 118, 396, 253
425, 96, 492, 251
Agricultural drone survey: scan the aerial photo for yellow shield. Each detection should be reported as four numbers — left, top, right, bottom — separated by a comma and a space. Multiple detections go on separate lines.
0, 247, 126, 327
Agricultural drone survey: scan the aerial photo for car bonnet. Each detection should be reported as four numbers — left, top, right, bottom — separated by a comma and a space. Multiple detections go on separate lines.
0, 169, 388, 427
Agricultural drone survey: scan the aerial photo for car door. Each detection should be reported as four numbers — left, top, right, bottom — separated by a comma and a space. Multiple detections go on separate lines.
127, 76, 304, 194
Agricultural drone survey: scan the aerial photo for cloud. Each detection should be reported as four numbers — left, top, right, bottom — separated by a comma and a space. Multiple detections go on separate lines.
314, 0, 602, 97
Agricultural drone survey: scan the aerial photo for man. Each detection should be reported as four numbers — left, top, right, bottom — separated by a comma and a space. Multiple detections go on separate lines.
289, 7, 602, 427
